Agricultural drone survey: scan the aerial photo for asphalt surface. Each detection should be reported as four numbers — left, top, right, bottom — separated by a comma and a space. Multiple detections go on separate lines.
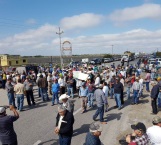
1, 59, 161, 145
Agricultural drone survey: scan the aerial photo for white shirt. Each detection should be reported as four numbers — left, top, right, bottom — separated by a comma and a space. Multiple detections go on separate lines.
120, 78, 125, 86
103, 86, 109, 97
58, 78, 65, 87
147, 126, 161, 145
58, 116, 64, 129
95, 77, 100, 87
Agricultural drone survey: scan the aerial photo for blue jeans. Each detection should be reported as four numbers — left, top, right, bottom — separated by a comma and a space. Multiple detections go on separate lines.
87, 93, 94, 107
52, 92, 59, 105
38, 87, 41, 97
40, 88, 49, 101
133, 90, 139, 104
16, 94, 24, 111
151, 73, 155, 80
59, 135, 72, 145
126, 87, 131, 99
67, 87, 74, 98
110, 88, 114, 98
7, 92, 16, 107
145, 82, 150, 92
93, 105, 104, 122
114, 93, 121, 108
158, 92, 161, 108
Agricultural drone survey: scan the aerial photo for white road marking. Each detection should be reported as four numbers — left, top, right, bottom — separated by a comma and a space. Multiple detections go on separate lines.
73, 107, 82, 116
33, 140, 41, 145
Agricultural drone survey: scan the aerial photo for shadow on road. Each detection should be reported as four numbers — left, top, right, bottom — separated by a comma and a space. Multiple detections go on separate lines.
39, 139, 59, 145
73, 124, 90, 137
105, 112, 122, 122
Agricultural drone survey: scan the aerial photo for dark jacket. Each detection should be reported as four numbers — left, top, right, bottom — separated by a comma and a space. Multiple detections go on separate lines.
114, 82, 123, 94
151, 84, 159, 99
85, 132, 101, 145
56, 110, 74, 137
37, 78, 47, 88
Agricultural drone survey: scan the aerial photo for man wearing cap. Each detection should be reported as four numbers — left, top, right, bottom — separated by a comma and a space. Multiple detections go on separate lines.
147, 116, 161, 145
126, 122, 149, 145
84, 122, 102, 145
5, 78, 16, 108
93, 84, 107, 124
24, 76, 35, 106
59, 94, 74, 113
131, 77, 141, 105
0, 105, 19, 145
55, 105, 74, 145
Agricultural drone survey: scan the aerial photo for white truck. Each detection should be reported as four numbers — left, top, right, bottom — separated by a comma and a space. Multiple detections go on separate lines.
82, 58, 89, 63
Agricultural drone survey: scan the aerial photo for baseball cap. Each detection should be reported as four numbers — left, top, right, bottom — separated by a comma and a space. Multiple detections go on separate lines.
89, 122, 103, 132
131, 122, 146, 132
152, 116, 161, 124
157, 77, 161, 81
135, 77, 139, 80
0, 107, 6, 114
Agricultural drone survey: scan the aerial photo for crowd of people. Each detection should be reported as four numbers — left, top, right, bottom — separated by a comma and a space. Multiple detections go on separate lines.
0, 57, 161, 145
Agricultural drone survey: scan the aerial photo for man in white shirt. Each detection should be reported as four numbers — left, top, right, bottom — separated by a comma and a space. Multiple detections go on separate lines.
95, 74, 100, 88
147, 116, 161, 145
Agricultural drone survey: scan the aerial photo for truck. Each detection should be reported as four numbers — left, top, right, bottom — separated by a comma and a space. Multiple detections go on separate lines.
82, 58, 89, 63
121, 52, 135, 62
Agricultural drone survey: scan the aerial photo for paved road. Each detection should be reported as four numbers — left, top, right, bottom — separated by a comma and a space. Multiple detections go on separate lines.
1, 59, 161, 145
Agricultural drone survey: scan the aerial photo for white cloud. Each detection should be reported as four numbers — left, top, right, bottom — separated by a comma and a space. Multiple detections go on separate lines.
109, 4, 161, 22
60, 13, 104, 30
0, 21, 161, 55
26, 18, 37, 25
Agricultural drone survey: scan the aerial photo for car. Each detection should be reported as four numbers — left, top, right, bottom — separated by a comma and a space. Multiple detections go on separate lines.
103, 58, 111, 63
69, 61, 82, 67
90, 58, 101, 65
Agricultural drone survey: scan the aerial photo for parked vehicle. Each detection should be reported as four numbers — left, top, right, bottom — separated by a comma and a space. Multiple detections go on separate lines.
82, 58, 89, 63
90, 58, 102, 65
103, 58, 111, 63
16, 65, 38, 74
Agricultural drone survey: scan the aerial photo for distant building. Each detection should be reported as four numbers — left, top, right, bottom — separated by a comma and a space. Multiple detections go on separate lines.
0, 54, 28, 67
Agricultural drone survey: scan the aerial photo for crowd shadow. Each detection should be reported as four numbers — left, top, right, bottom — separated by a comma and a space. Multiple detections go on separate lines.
73, 124, 90, 137
105, 112, 122, 122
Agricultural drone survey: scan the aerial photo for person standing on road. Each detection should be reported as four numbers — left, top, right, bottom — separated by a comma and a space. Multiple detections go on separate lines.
79, 82, 88, 114
5, 78, 16, 108
147, 116, 161, 145
55, 105, 74, 145
131, 77, 141, 105
144, 70, 151, 92
58, 74, 66, 95
93, 84, 107, 124
109, 75, 116, 99
37, 75, 49, 102
84, 122, 102, 145
87, 79, 95, 108
113, 77, 123, 110
51, 79, 60, 106
2, 72, 7, 89
24, 76, 35, 106
102, 82, 109, 112
66, 73, 74, 99
14, 79, 25, 112
125, 74, 132, 99
47, 73, 52, 96
0, 105, 19, 145
150, 81, 159, 115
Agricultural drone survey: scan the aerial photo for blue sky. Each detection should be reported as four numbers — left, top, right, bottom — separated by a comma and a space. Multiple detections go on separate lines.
0, 0, 161, 56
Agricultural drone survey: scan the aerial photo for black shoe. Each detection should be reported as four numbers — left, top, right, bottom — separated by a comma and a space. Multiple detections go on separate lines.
131, 103, 135, 105
19, 109, 25, 112
51, 104, 54, 106
113, 106, 118, 108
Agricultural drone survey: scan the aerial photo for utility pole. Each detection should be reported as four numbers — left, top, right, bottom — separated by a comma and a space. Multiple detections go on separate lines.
111, 45, 114, 56
56, 27, 64, 68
